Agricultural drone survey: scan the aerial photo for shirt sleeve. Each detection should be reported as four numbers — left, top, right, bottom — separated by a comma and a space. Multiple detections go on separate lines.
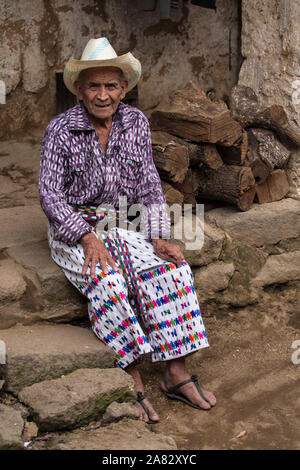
135, 115, 171, 240
39, 125, 94, 245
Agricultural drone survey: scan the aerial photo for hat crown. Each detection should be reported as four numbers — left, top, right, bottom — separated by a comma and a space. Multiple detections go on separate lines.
80, 37, 118, 61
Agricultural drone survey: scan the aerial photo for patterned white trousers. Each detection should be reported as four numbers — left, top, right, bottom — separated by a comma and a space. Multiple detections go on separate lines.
48, 225, 210, 368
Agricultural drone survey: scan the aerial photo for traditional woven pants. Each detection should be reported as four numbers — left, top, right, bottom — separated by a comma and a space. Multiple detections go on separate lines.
48, 226, 210, 368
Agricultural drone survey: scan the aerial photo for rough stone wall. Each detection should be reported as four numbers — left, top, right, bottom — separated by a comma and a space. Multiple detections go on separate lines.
237, 0, 300, 198
239, 0, 300, 126
0, 0, 242, 138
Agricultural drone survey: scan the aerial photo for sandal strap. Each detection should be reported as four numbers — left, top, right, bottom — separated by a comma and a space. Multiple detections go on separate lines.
191, 374, 210, 403
137, 391, 149, 415
136, 392, 154, 423
137, 391, 147, 402
164, 374, 210, 404
163, 376, 194, 393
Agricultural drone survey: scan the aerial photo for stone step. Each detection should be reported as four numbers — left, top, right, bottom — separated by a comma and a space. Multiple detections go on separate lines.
3, 238, 85, 328
30, 418, 177, 450
18, 368, 136, 432
0, 140, 41, 173
101, 401, 139, 425
0, 204, 47, 250
0, 323, 115, 394
206, 198, 300, 247
251, 250, 300, 287
0, 404, 24, 450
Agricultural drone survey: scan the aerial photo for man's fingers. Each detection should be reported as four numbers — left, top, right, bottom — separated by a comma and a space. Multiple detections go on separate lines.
106, 254, 118, 272
82, 253, 92, 276
166, 248, 184, 266
90, 255, 99, 279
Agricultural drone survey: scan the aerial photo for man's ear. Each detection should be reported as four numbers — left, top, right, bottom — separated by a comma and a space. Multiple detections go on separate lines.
121, 80, 129, 99
74, 80, 83, 100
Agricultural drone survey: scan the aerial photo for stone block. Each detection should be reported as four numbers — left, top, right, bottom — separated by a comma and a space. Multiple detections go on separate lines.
0, 205, 47, 249
18, 368, 136, 432
0, 404, 24, 450
0, 259, 26, 302
252, 251, 300, 288
7, 239, 78, 302
171, 212, 225, 267
193, 261, 235, 299
206, 198, 300, 247
0, 323, 115, 394
32, 419, 177, 450
101, 401, 139, 425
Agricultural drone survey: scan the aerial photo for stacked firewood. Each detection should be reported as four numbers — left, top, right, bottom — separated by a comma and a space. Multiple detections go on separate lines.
149, 81, 297, 211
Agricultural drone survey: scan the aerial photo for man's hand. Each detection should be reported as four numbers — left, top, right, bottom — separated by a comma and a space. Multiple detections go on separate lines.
80, 232, 118, 278
152, 239, 185, 265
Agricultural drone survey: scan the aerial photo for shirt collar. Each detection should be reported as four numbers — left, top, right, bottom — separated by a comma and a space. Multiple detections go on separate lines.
68, 101, 137, 132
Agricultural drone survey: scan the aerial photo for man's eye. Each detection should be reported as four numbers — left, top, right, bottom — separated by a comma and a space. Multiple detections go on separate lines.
106, 84, 117, 90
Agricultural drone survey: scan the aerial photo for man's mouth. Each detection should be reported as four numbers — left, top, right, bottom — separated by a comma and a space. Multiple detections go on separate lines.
95, 103, 111, 109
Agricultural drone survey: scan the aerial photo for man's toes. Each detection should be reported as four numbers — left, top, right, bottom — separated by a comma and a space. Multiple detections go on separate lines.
149, 410, 160, 422
145, 401, 160, 422
203, 390, 216, 406
136, 400, 160, 423
136, 402, 148, 422
197, 396, 211, 410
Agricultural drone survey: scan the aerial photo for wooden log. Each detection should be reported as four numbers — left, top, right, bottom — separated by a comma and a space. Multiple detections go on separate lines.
151, 130, 223, 174
150, 81, 242, 146
231, 85, 300, 146
195, 143, 223, 169
151, 131, 189, 184
244, 127, 291, 184
217, 130, 248, 165
161, 181, 184, 207
173, 168, 200, 205
255, 169, 290, 204
244, 128, 271, 185
152, 130, 223, 169
197, 165, 256, 211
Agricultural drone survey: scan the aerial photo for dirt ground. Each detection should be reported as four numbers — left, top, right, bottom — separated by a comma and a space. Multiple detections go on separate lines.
138, 306, 300, 450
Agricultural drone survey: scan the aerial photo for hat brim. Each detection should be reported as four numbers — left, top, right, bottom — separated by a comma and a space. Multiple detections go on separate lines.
63, 52, 141, 95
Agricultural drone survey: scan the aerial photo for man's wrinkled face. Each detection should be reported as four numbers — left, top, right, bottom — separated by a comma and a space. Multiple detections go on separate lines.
75, 67, 128, 122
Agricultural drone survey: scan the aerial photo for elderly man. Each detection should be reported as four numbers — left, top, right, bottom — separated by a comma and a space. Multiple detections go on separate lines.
39, 38, 216, 424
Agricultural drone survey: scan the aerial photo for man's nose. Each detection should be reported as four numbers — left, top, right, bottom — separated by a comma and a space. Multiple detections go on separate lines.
96, 85, 109, 101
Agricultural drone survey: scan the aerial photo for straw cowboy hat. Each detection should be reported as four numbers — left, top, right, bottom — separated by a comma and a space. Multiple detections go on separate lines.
63, 37, 142, 95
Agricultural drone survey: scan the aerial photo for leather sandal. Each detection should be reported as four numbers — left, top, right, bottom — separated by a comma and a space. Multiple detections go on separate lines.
162, 374, 212, 410
136, 391, 159, 424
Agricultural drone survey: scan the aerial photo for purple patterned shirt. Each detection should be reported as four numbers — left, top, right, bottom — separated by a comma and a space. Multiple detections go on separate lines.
39, 101, 170, 245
